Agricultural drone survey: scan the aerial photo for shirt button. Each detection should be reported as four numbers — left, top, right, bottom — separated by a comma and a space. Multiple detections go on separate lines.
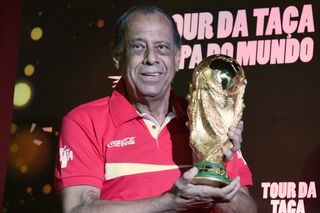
152, 125, 156, 129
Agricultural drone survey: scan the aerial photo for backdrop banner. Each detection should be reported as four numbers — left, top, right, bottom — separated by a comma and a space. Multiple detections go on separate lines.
4, 1, 319, 212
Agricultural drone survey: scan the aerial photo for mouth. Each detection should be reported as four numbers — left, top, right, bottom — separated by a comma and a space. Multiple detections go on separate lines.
140, 72, 162, 77
139, 72, 163, 83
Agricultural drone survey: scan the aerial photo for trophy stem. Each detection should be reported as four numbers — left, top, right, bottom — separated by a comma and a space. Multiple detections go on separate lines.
192, 162, 230, 187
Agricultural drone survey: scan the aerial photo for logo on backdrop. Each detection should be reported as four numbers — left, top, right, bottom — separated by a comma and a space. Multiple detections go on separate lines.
261, 181, 317, 213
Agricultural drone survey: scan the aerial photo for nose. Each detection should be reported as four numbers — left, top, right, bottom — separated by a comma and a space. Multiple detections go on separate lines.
143, 47, 159, 65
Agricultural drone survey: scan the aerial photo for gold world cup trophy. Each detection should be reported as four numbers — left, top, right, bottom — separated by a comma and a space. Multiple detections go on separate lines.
187, 54, 247, 187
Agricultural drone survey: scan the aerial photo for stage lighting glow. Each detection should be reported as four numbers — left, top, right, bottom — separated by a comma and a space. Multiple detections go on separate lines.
15, 158, 23, 167
10, 143, 18, 153
24, 64, 35, 76
20, 165, 28, 174
9, 128, 52, 178
97, 19, 104, 28
31, 27, 43, 41
13, 81, 32, 108
42, 184, 52, 194
26, 187, 32, 194
11, 123, 17, 134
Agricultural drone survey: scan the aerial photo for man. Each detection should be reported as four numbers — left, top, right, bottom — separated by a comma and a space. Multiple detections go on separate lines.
55, 5, 257, 213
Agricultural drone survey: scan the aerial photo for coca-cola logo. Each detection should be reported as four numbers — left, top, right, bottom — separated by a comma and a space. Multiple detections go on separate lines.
107, 137, 135, 148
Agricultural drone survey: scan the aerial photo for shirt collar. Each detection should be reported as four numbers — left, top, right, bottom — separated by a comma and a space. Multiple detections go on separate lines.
109, 78, 189, 127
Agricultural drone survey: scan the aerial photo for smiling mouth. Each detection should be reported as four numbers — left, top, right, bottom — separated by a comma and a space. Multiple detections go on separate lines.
140, 72, 162, 77
139, 72, 163, 82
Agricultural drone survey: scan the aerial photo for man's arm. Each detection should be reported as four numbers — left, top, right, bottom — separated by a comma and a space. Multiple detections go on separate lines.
61, 168, 256, 213
213, 187, 257, 213
61, 185, 176, 213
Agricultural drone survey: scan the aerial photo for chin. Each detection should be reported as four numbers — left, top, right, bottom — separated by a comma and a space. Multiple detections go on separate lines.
139, 89, 164, 98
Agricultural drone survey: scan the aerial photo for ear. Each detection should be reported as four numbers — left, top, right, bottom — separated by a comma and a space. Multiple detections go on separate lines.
112, 56, 120, 70
112, 45, 122, 70
175, 49, 181, 72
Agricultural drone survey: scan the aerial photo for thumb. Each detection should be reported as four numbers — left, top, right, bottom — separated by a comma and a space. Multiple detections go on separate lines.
180, 167, 198, 186
171, 167, 198, 196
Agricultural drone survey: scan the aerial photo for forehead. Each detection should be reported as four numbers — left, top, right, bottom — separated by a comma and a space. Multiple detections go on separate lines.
125, 12, 174, 41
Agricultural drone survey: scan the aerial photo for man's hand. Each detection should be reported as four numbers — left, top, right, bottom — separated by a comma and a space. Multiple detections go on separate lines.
167, 167, 241, 211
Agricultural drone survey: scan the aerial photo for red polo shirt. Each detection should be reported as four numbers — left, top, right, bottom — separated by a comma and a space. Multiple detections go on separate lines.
55, 80, 252, 201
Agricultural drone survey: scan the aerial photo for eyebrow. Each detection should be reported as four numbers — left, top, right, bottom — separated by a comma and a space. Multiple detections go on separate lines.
128, 38, 171, 45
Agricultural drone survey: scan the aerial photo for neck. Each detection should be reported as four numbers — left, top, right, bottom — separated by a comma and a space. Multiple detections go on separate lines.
134, 93, 170, 124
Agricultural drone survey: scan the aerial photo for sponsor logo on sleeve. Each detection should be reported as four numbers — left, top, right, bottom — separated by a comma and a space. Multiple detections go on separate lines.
59, 145, 73, 168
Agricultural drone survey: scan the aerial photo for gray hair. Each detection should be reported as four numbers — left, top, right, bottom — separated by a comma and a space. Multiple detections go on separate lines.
112, 4, 181, 55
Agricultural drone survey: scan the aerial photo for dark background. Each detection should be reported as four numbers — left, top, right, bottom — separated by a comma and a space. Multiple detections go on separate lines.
3, 0, 320, 212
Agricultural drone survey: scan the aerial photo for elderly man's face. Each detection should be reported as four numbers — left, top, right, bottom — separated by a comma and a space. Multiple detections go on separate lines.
119, 12, 180, 101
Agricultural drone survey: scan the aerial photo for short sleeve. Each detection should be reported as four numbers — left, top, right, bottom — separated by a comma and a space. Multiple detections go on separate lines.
225, 150, 253, 187
55, 114, 104, 191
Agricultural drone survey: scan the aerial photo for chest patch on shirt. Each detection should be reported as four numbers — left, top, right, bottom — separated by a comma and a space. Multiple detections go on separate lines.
107, 136, 135, 148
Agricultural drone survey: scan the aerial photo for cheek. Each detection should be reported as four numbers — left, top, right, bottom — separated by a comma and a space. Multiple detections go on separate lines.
163, 58, 176, 75
127, 54, 143, 68
124, 58, 139, 77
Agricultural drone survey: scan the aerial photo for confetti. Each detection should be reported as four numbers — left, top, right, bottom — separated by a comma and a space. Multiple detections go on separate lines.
42, 127, 53, 133
30, 123, 36, 133
33, 139, 43, 146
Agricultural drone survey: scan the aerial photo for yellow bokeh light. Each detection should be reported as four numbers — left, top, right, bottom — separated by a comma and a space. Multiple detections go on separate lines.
24, 64, 35, 76
10, 143, 18, 153
13, 82, 32, 108
15, 158, 23, 167
31, 27, 43, 41
11, 123, 17, 134
20, 165, 28, 174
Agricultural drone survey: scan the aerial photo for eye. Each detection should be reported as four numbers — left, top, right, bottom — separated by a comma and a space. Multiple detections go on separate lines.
130, 42, 145, 51
132, 43, 145, 50
156, 44, 170, 54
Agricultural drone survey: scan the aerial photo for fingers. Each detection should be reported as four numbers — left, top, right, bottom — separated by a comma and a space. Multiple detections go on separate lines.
171, 173, 241, 211
221, 177, 241, 201
175, 167, 198, 189
182, 167, 198, 183
189, 177, 241, 201
236, 120, 244, 131
222, 146, 233, 162
228, 120, 244, 152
